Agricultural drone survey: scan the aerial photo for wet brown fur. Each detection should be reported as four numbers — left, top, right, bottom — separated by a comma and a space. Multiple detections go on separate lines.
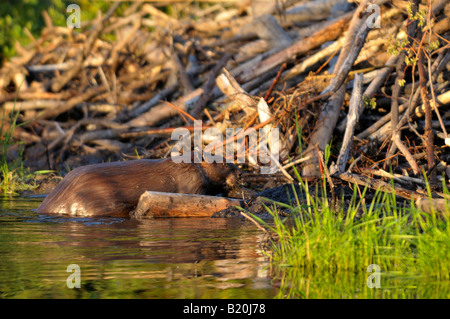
36, 158, 241, 217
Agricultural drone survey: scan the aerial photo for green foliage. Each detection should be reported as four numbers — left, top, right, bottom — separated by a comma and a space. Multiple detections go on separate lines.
1, 0, 58, 60
428, 39, 440, 52
363, 95, 377, 109
0, 0, 113, 62
0, 95, 37, 195
404, 54, 418, 67
251, 172, 450, 298
386, 0, 440, 65
406, 1, 427, 28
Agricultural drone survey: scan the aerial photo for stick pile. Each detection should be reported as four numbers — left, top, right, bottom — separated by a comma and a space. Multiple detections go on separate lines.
1, 0, 449, 205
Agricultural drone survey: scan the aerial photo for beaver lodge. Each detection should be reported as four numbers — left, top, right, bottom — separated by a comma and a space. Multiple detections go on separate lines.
0, 0, 449, 218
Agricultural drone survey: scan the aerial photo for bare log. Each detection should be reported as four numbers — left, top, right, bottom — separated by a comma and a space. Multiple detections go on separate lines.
335, 172, 420, 201
416, 198, 450, 217
37, 86, 106, 120
126, 83, 178, 120
252, 14, 292, 48
216, 68, 256, 114
235, 11, 352, 83
126, 87, 204, 127
191, 53, 231, 118
283, 37, 345, 81
4, 100, 62, 112
337, 55, 398, 132
302, 1, 371, 177
321, 22, 370, 95
131, 191, 244, 219
330, 73, 363, 174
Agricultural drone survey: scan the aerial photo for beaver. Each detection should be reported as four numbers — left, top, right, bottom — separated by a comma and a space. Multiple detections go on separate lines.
36, 158, 241, 218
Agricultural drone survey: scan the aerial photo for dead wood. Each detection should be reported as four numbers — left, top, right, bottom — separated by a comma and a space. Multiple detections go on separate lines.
415, 197, 450, 217
330, 72, 363, 174
191, 53, 231, 119
252, 14, 292, 48
302, 1, 371, 177
0, 0, 448, 214
335, 172, 420, 201
131, 191, 244, 219
235, 11, 352, 84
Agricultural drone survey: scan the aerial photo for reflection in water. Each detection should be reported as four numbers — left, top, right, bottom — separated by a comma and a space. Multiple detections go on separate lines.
3, 197, 447, 299
271, 264, 450, 299
0, 196, 276, 299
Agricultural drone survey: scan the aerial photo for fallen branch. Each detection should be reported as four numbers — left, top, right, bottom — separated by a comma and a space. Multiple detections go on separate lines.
302, 1, 371, 177
235, 11, 352, 83
130, 191, 244, 219
335, 172, 420, 201
330, 72, 363, 174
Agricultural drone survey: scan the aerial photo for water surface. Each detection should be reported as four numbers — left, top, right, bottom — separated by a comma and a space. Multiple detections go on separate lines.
0, 196, 276, 299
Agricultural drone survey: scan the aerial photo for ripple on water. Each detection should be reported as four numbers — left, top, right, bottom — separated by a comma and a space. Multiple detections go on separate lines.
0, 196, 276, 299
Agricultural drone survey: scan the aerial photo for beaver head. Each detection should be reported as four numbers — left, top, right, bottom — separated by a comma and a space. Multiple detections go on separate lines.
200, 161, 242, 191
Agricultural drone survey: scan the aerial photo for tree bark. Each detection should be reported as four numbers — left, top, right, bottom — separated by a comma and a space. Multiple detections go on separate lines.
131, 191, 244, 219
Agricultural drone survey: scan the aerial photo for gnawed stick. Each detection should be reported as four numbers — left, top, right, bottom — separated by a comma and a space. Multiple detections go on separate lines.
216, 68, 256, 112
415, 90, 450, 117
415, 198, 450, 217
392, 130, 420, 175
235, 11, 352, 83
37, 85, 107, 120
359, 167, 425, 187
172, 51, 194, 95
239, 210, 272, 238
362, 88, 449, 144
302, 2, 371, 177
330, 72, 363, 175
49, 2, 121, 92
130, 191, 244, 219
385, 53, 406, 165
357, 52, 446, 141
191, 53, 231, 119
341, 171, 450, 216
126, 87, 204, 127
321, 22, 370, 95
334, 172, 419, 201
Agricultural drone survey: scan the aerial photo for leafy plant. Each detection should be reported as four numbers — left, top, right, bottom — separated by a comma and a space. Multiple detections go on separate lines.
0, 99, 36, 195
0, 0, 113, 62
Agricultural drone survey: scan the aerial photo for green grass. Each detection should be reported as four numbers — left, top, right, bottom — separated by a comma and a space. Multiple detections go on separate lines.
247, 171, 450, 298
0, 0, 123, 61
0, 100, 37, 195
245, 109, 450, 298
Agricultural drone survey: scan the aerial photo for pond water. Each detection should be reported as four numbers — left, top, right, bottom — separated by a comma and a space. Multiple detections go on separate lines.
3, 197, 448, 299
0, 196, 277, 299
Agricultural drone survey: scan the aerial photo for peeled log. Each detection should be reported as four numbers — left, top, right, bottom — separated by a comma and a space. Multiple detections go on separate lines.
415, 198, 450, 218
131, 191, 244, 219
301, 1, 370, 177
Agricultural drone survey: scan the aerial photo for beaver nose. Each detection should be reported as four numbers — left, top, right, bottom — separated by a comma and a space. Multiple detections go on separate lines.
236, 171, 245, 186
